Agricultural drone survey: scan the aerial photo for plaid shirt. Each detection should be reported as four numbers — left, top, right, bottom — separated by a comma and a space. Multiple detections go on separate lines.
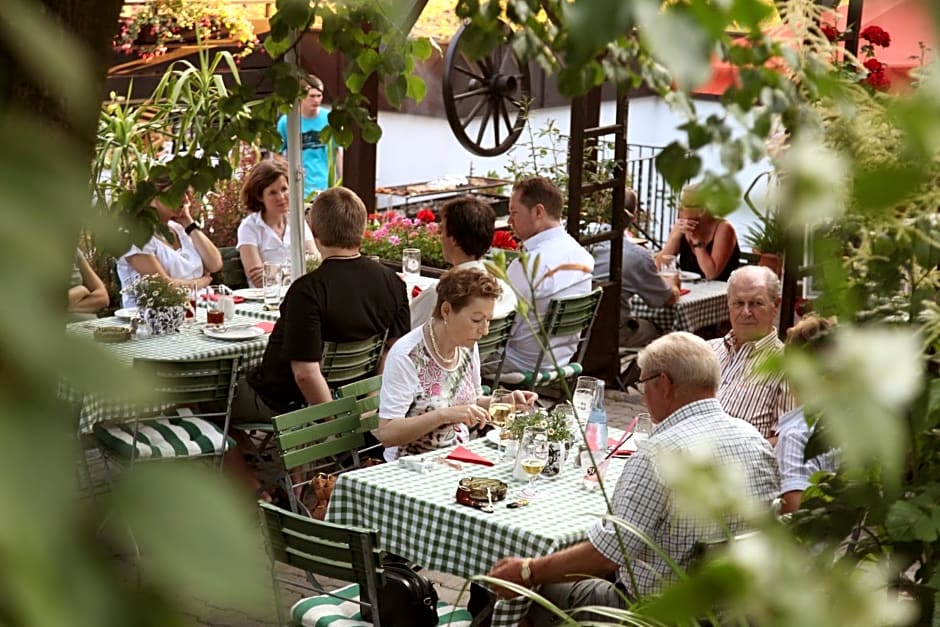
776, 406, 839, 494
587, 399, 779, 600
708, 330, 794, 439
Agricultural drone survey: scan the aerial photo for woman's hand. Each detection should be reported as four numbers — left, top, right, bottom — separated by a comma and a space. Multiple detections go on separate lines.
440, 404, 489, 429
512, 390, 538, 409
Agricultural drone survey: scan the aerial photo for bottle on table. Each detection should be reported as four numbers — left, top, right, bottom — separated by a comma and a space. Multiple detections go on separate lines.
585, 379, 608, 453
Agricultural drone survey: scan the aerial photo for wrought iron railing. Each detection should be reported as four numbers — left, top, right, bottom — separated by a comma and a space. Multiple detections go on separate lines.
626, 143, 678, 250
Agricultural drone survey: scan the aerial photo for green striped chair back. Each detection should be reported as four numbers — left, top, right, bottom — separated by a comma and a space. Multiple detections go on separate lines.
271, 396, 365, 473
321, 332, 387, 387
477, 311, 516, 389
337, 375, 382, 432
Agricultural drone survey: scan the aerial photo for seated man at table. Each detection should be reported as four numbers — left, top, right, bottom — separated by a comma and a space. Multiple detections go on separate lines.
238, 186, 410, 416
708, 265, 794, 441
592, 198, 680, 348
504, 176, 594, 371
410, 195, 517, 329
486, 332, 779, 623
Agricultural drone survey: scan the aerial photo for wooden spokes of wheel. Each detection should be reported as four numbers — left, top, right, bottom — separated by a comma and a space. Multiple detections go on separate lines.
443, 22, 532, 157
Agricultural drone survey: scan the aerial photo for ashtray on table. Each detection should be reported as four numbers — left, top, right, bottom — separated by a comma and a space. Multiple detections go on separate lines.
93, 326, 133, 343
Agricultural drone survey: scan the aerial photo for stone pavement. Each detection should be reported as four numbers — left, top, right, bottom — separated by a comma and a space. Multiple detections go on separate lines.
144, 388, 649, 626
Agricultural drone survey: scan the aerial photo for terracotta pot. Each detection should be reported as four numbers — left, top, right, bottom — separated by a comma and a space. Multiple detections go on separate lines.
757, 252, 782, 277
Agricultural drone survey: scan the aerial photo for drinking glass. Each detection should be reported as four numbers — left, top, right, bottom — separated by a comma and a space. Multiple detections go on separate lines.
572, 376, 601, 426
262, 262, 283, 309
580, 450, 610, 491
205, 286, 225, 329
554, 402, 578, 446
518, 426, 549, 498
634, 412, 653, 443
488, 389, 515, 458
402, 248, 421, 277
657, 254, 679, 288
184, 282, 198, 325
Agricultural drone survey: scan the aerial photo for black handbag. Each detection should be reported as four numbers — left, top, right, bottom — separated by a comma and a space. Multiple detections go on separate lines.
361, 557, 439, 626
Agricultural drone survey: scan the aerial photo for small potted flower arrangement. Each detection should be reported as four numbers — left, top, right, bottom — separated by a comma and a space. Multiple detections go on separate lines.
361, 209, 446, 272
125, 274, 188, 335
508, 405, 574, 477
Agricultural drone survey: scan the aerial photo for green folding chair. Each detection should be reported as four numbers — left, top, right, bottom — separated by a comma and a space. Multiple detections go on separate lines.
93, 355, 240, 472
497, 287, 603, 392
477, 311, 516, 395
259, 501, 473, 627
320, 331, 388, 386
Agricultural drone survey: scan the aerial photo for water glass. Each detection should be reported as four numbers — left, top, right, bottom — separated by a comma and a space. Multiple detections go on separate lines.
402, 248, 421, 277
634, 412, 653, 442
580, 450, 609, 491
262, 262, 283, 309
206, 286, 226, 329
572, 376, 601, 424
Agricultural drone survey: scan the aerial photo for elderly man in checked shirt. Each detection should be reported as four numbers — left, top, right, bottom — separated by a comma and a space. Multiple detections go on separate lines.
487, 332, 778, 624
708, 265, 794, 441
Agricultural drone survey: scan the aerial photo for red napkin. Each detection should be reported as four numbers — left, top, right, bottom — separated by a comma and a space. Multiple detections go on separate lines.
679, 288, 691, 296
254, 321, 275, 334
203, 293, 246, 304
446, 445, 494, 466
411, 285, 423, 299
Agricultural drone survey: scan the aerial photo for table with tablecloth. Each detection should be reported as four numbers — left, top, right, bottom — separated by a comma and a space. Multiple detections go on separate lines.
629, 280, 729, 334
62, 313, 269, 432
327, 435, 628, 626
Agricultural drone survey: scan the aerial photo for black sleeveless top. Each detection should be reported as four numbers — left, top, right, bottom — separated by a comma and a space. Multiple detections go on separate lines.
678, 235, 740, 281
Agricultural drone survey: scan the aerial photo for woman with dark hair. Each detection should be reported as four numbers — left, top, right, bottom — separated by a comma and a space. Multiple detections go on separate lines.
377, 267, 536, 460
116, 182, 222, 308
237, 158, 317, 288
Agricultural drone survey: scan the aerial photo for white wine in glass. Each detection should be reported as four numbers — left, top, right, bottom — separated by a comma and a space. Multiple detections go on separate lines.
489, 389, 515, 458
521, 457, 547, 476
518, 426, 549, 498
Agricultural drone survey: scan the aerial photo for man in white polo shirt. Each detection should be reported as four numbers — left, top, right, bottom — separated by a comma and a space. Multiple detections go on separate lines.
504, 176, 594, 372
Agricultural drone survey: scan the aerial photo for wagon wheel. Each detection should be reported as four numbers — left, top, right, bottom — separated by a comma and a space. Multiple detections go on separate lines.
443, 22, 532, 157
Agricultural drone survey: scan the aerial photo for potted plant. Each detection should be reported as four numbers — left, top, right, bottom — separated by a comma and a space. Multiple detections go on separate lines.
743, 170, 785, 276
361, 209, 447, 273
508, 406, 573, 478
125, 274, 188, 335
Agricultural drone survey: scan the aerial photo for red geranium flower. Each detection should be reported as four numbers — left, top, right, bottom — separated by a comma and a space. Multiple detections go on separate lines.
821, 23, 840, 42
860, 25, 891, 48
491, 230, 518, 250
863, 58, 886, 73
864, 67, 891, 91
416, 208, 436, 224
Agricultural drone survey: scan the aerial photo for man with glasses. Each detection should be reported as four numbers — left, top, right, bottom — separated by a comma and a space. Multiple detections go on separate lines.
708, 265, 794, 440
485, 332, 778, 622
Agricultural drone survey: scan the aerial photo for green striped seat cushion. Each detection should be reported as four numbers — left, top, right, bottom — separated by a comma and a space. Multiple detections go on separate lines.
290, 583, 473, 626
93, 417, 234, 460
497, 362, 583, 387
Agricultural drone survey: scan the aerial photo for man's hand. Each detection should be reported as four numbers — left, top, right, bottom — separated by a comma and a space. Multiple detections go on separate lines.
487, 557, 530, 598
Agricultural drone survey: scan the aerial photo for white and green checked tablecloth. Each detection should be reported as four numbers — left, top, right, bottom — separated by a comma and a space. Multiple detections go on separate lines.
232, 301, 279, 321
629, 279, 729, 333
327, 435, 628, 627
62, 314, 269, 432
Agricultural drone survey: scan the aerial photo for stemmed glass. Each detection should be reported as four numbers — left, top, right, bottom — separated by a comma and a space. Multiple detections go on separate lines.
488, 389, 515, 459
518, 426, 549, 498
183, 282, 198, 326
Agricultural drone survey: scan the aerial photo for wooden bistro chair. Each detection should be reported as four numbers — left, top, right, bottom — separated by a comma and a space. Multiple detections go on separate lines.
259, 501, 473, 627
235, 332, 388, 463
495, 287, 603, 395
270, 396, 366, 517
93, 355, 240, 474
476, 311, 516, 395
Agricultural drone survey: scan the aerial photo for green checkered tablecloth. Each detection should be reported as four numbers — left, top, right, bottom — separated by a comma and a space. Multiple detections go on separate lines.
62, 314, 269, 432
629, 279, 729, 333
327, 436, 627, 627
232, 301, 279, 321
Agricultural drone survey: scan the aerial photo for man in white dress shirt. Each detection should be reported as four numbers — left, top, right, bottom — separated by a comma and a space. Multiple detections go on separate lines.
504, 176, 594, 372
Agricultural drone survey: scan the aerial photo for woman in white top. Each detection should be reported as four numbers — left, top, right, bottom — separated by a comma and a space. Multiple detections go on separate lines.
117, 181, 223, 308
237, 158, 317, 288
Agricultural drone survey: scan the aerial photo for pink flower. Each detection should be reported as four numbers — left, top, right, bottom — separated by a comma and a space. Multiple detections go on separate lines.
388, 235, 401, 245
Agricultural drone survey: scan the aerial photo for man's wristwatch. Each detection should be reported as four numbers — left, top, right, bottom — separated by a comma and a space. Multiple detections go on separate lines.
520, 558, 533, 586
184, 222, 202, 235
691, 241, 704, 248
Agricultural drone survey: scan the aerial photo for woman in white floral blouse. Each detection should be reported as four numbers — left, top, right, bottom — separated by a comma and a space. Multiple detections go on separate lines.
377, 267, 536, 460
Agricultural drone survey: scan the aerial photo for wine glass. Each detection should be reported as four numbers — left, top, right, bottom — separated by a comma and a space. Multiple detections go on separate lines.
518, 426, 549, 498
488, 389, 515, 458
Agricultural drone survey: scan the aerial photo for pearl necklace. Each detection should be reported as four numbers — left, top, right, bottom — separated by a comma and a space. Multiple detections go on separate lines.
426, 319, 458, 367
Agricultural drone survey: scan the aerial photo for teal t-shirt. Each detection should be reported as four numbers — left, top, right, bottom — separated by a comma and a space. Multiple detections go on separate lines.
277, 108, 331, 200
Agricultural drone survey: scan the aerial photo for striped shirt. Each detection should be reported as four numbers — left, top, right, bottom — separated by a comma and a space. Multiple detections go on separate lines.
708, 330, 794, 439
587, 399, 779, 600
776, 406, 839, 494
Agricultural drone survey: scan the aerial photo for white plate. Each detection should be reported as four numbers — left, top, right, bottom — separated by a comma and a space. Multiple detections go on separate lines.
679, 270, 702, 282
485, 428, 502, 446
114, 307, 138, 321
232, 288, 265, 300
202, 326, 266, 341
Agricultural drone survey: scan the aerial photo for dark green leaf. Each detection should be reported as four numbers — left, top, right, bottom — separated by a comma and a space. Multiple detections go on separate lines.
655, 142, 702, 191
886, 500, 938, 542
